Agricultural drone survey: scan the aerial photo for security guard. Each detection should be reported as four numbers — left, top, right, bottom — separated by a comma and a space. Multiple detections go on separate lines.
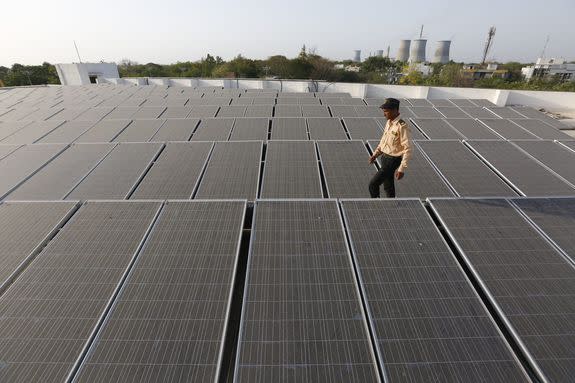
368, 98, 412, 198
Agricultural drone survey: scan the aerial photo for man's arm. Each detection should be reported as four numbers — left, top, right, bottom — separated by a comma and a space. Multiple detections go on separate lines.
368, 146, 383, 164
395, 122, 412, 178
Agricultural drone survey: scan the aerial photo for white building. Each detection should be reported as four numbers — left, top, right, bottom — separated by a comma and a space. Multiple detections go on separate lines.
522, 58, 575, 82
55, 62, 119, 85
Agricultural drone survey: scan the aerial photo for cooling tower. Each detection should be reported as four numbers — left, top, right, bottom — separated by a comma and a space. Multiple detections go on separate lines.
397, 40, 411, 62
432, 40, 451, 64
376, 50, 384, 57
353, 50, 361, 62
409, 39, 427, 63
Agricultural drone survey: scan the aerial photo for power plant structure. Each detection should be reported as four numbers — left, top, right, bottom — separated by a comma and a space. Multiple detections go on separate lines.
376, 50, 384, 58
397, 40, 411, 62
353, 50, 361, 62
409, 39, 427, 63
432, 40, 451, 64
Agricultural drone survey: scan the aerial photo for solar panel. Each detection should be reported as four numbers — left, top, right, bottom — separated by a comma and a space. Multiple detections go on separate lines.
406, 98, 433, 106
444, 118, 501, 139
75, 119, 131, 143
48, 107, 90, 121
486, 107, 527, 119
0, 121, 32, 141
479, 119, 539, 139
230, 118, 269, 141
449, 99, 478, 107
408, 106, 444, 119
0, 144, 68, 199
188, 105, 220, 118
0, 144, 21, 160
429, 198, 575, 383
270, 118, 308, 140
6, 143, 115, 200
0, 201, 161, 382
112, 119, 165, 142
234, 200, 380, 383
231, 98, 254, 106
194, 141, 262, 200
317, 141, 375, 198
416, 140, 517, 196
74, 200, 246, 383
245, 105, 272, 117
307, 118, 348, 140
512, 197, 575, 262
160, 106, 192, 118
354, 106, 382, 117
19, 107, 64, 121
510, 119, 573, 140
132, 106, 166, 119
0, 201, 78, 292
260, 141, 322, 198
36, 121, 95, 144
511, 140, 575, 186
465, 140, 575, 196
217, 106, 247, 117
343, 118, 383, 140
104, 106, 139, 119
366, 141, 454, 198
150, 118, 199, 141
428, 99, 456, 107
340, 199, 530, 383
459, 107, 498, 118
130, 142, 213, 199
253, 98, 275, 105
274, 105, 302, 117
66, 143, 163, 200
411, 118, 464, 139
435, 106, 471, 118
469, 99, 496, 107
329, 105, 358, 117
365, 98, 386, 106
74, 107, 114, 121
191, 118, 234, 141
301, 105, 330, 117
1, 120, 65, 144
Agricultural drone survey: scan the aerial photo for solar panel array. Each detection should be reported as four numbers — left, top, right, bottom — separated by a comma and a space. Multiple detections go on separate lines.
0, 84, 574, 382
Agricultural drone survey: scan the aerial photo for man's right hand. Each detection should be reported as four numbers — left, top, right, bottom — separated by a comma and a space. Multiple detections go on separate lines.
368, 155, 377, 164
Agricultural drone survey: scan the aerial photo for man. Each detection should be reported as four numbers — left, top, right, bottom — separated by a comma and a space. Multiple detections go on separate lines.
368, 98, 412, 198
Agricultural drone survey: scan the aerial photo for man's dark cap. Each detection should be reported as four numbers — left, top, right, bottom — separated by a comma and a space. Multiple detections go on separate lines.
380, 98, 400, 110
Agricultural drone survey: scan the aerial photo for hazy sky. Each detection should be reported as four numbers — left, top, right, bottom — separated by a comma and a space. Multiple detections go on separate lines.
2, 0, 573, 66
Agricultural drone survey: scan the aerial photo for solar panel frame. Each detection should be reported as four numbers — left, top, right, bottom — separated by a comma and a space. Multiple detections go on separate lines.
244, 105, 273, 118
479, 119, 539, 139
408, 106, 445, 119
229, 118, 269, 141
405, 98, 433, 107
191, 118, 235, 141
1, 120, 66, 144
5, 143, 116, 200
194, 141, 263, 200
301, 105, 330, 117
260, 140, 323, 198
36, 121, 97, 144
273, 105, 302, 117
428, 99, 456, 107
342, 118, 383, 140
113, 119, 166, 142
486, 107, 528, 119
340, 198, 532, 383
234, 199, 382, 383
465, 140, 575, 196
428, 198, 575, 383
73, 200, 247, 383
415, 140, 518, 197
130, 141, 214, 199
188, 105, 220, 118
74, 119, 131, 143
270, 118, 308, 140
329, 105, 358, 117
444, 118, 501, 139
0, 200, 163, 383
150, 118, 199, 141
217, 106, 247, 117
435, 106, 472, 118
307, 117, 348, 140
0, 121, 33, 141
410, 118, 465, 139
159, 106, 192, 119
0, 144, 22, 161
510, 119, 573, 140
459, 107, 499, 119
65, 143, 164, 200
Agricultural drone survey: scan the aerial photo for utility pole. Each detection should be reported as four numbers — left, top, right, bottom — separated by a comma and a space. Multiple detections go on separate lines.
540, 35, 550, 59
73, 40, 83, 63
481, 26, 496, 65
419, 25, 424, 39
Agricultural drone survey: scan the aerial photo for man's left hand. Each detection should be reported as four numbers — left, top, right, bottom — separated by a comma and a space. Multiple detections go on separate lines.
395, 171, 404, 180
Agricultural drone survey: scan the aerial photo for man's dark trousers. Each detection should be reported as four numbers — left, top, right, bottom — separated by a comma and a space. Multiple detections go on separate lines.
369, 153, 402, 198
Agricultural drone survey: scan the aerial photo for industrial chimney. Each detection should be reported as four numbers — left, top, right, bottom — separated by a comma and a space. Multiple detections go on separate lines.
409, 39, 427, 63
397, 40, 411, 62
376, 50, 384, 57
432, 40, 451, 64
353, 50, 361, 62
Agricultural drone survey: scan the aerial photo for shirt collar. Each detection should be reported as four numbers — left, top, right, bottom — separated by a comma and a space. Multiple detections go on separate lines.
386, 114, 401, 127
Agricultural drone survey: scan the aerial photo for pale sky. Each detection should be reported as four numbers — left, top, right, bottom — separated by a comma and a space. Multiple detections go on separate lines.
1, 0, 573, 66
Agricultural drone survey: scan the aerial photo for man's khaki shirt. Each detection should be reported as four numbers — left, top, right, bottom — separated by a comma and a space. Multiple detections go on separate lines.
375, 115, 412, 173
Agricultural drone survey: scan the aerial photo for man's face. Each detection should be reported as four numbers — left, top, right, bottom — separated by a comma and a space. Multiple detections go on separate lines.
382, 108, 399, 120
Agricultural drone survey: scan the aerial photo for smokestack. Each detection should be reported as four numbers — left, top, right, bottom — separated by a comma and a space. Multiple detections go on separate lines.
397, 40, 410, 62
409, 39, 427, 63
432, 40, 451, 64
353, 50, 361, 62
376, 50, 384, 57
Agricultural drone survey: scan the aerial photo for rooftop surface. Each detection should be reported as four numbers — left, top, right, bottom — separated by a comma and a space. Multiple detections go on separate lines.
0, 84, 574, 382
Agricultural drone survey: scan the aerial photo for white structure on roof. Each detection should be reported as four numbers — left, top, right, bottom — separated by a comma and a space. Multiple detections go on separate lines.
522, 58, 575, 82
55, 62, 119, 86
